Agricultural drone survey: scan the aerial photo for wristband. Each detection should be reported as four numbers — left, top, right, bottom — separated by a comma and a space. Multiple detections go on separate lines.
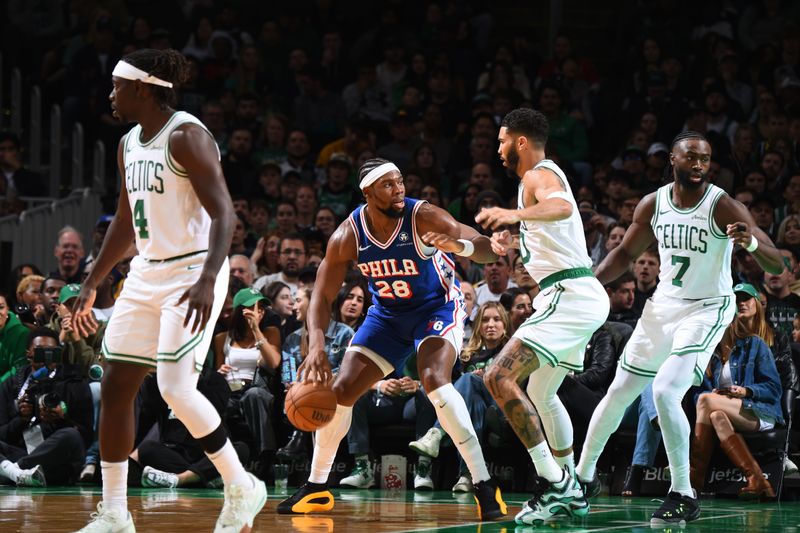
745, 236, 759, 253
254, 338, 266, 349
456, 239, 475, 257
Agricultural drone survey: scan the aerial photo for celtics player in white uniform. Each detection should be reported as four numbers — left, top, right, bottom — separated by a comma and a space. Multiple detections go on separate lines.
575, 131, 783, 526
474, 108, 610, 525
71, 49, 266, 533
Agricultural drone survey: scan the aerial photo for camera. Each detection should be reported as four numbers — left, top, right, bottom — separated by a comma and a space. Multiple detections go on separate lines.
38, 391, 63, 410
33, 345, 64, 365
13, 304, 37, 325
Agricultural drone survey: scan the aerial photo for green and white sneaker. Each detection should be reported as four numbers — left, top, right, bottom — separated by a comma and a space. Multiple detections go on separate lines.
339, 460, 375, 489
213, 473, 268, 533
141, 466, 178, 488
414, 460, 434, 490
73, 502, 136, 533
514, 470, 583, 526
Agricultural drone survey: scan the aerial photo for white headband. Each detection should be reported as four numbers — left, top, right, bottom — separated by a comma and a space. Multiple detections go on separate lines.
112, 60, 174, 88
360, 162, 400, 190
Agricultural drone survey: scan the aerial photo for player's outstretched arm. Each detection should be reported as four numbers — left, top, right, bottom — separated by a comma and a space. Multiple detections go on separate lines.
73, 137, 135, 337
171, 124, 236, 333
302, 221, 357, 383
417, 203, 499, 263
595, 193, 657, 285
716, 195, 783, 275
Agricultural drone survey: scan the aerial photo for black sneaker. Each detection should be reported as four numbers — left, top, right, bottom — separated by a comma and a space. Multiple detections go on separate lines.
276, 430, 309, 462
650, 491, 700, 527
578, 474, 601, 499
472, 479, 508, 521
276, 482, 334, 515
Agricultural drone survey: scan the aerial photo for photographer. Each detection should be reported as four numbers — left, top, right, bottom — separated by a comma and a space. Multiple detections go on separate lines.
0, 328, 93, 486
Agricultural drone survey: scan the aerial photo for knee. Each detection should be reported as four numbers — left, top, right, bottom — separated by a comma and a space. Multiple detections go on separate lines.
696, 393, 712, 413
157, 380, 192, 407
709, 410, 729, 429
332, 381, 357, 407
242, 387, 274, 407
418, 366, 448, 393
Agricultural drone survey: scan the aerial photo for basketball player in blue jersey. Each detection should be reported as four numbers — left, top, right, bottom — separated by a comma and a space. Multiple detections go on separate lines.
575, 131, 783, 526
276, 158, 507, 521
70, 49, 266, 533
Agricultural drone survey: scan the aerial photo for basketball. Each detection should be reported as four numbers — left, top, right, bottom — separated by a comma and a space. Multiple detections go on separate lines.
285, 381, 337, 432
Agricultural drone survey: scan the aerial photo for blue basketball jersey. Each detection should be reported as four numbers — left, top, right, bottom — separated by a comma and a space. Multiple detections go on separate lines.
348, 198, 462, 314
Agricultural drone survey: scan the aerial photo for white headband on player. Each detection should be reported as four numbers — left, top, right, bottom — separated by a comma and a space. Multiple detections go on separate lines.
112, 60, 174, 88
359, 162, 400, 190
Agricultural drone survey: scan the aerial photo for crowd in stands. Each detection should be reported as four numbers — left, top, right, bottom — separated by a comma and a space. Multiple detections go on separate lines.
1, 0, 800, 498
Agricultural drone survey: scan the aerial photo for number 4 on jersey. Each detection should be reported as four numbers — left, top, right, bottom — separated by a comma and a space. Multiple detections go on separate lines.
134, 199, 149, 239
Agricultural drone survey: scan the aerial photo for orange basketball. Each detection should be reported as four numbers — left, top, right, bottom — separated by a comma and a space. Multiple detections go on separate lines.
285, 381, 337, 431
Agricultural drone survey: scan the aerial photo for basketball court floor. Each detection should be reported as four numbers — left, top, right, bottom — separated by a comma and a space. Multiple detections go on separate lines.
2, 486, 798, 532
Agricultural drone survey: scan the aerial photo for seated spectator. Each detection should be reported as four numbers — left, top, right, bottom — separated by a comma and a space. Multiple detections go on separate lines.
131, 369, 249, 488
499, 287, 533, 334
40, 276, 66, 325
254, 234, 307, 295
212, 288, 282, 477
339, 374, 421, 489
14, 274, 45, 327
557, 322, 619, 451
0, 131, 47, 210
250, 232, 281, 278
50, 226, 86, 284
603, 222, 628, 261
49, 284, 105, 371
632, 248, 660, 316
409, 302, 510, 492
331, 281, 371, 332
606, 271, 640, 329
276, 287, 353, 462
764, 250, 800, 338
0, 328, 93, 486
690, 283, 786, 499
0, 294, 29, 383
510, 254, 539, 300
313, 207, 339, 246
262, 281, 300, 343
229, 254, 256, 287
474, 256, 517, 306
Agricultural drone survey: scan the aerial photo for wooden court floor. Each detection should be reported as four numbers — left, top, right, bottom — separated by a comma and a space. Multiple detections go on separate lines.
1, 485, 800, 532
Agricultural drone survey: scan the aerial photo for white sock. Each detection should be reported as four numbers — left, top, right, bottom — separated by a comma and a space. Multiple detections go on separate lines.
207, 440, 252, 488
428, 383, 490, 483
309, 404, 353, 484
554, 451, 575, 479
528, 441, 563, 483
575, 369, 651, 482
653, 354, 696, 498
100, 460, 128, 514
0, 460, 21, 482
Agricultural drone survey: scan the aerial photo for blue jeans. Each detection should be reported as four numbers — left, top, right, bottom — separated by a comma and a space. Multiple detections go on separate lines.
623, 382, 662, 467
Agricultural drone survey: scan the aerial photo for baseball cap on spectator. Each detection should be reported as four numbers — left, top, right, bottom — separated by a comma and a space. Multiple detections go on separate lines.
476, 190, 503, 209
622, 145, 645, 160
260, 160, 282, 173
59, 283, 82, 304
647, 143, 669, 157
96, 215, 114, 230
328, 152, 352, 168
233, 287, 266, 308
733, 283, 759, 300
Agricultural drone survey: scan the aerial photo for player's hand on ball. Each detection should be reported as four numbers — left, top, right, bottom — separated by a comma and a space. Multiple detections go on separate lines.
726, 222, 753, 249
475, 207, 519, 230
421, 231, 463, 254
298, 349, 333, 385
490, 230, 514, 255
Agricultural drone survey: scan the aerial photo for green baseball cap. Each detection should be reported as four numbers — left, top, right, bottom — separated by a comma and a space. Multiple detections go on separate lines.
733, 283, 759, 300
233, 288, 266, 308
59, 283, 81, 304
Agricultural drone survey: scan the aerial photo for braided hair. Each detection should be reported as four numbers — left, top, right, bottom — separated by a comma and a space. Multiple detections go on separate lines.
122, 48, 190, 108
663, 130, 709, 181
357, 157, 393, 186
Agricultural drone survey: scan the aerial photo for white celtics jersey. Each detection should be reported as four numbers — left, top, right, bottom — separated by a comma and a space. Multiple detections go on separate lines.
651, 183, 733, 299
122, 111, 219, 260
517, 159, 592, 281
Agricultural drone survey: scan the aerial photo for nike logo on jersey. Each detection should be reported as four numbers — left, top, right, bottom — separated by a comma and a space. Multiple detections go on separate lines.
436, 400, 448, 409
358, 244, 371, 251
187, 264, 202, 270
658, 209, 671, 215
702, 301, 716, 307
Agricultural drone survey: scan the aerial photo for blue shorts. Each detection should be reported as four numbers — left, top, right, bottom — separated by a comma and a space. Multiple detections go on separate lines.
348, 299, 467, 376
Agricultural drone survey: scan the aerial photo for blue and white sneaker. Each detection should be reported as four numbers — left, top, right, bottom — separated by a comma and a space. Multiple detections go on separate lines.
514, 469, 584, 526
